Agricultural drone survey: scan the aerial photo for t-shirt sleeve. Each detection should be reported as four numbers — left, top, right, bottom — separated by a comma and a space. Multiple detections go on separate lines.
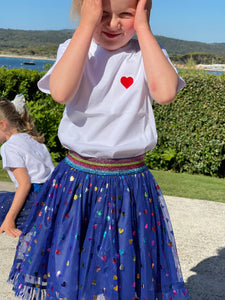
161, 47, 185, 92
1, 143, 25, 171
37, 39, 71, 94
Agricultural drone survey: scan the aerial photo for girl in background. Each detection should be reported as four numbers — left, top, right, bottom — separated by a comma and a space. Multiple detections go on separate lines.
8, 0, 189, 299
0, 95, 54, 237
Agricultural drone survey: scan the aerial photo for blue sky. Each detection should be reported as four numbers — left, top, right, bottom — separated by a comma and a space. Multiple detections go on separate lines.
0, 0, 224, 43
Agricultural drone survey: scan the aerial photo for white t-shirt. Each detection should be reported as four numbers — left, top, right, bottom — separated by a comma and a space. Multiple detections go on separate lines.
38, 39, 185, 159
1, 133, 54, 188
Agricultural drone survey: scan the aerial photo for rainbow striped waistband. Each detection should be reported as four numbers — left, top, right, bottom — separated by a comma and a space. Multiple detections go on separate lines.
65, 152, 147, 175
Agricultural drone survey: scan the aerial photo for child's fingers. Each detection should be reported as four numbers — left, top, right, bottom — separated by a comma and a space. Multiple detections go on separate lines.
82, 0, 102, 13
7, 231, 16, 238
3, 228, 16, 238
0, 221, 21, 238
17, 230, 22, 237
137, 0, 145, 10
135, 0, 152, 27
137, 0, 152, 11
14, 228, 22, 237
5, 227, 20, 238
81, 0, 103, 26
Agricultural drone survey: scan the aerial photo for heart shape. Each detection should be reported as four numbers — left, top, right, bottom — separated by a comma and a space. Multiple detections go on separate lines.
129, 239, 133, 245
120, 76, 134, 89
118, 228, 124, 234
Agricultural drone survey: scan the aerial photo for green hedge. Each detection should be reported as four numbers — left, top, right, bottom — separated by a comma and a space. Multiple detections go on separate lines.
0, 67, 224, 177
0, 67, 66, 162
145, 69, 225, 177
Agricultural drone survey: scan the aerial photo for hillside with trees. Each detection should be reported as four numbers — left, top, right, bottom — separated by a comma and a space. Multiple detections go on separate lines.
155, 35, 225, 56
0, 28, 73, 58
0, 28, 225, 64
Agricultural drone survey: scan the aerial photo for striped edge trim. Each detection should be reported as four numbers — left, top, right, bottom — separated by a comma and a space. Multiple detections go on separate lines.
67, 152, 145, 170
64, 152, 147, 175
64, 157, 147, 176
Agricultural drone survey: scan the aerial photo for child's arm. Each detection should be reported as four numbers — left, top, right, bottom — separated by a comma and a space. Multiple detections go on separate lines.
49, 0, 103, 104
0, 168, 31, 238
134, 0, 179, 104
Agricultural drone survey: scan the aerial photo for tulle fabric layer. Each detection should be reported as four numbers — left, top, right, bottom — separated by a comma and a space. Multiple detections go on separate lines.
8, 157, 189, 300
0, 185, 41, 230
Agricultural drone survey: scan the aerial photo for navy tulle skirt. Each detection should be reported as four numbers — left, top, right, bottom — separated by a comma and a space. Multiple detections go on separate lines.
8, 152, 189, 300
0, 184, 42, 231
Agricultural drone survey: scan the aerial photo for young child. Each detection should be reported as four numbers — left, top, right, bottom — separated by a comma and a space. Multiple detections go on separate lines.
0, 95, 54, 238
8, 0, 189, 299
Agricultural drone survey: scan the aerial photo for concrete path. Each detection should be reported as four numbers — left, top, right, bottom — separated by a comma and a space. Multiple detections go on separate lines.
0, 181, 225, 299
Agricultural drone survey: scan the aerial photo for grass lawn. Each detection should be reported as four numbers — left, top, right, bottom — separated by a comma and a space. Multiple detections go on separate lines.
151, 170, 225, 203
0, 161, 11, 182
0, 160, 224, 203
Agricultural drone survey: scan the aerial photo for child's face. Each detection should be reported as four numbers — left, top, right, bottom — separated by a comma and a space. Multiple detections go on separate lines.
93, 0, 137, 51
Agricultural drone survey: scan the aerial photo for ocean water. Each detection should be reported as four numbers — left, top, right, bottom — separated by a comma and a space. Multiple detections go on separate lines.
0, 56, 54, 72
0, 56, 224, 75
207, 70, 224, 76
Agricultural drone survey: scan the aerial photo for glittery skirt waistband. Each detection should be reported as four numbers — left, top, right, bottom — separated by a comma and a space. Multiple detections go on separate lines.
64, 151, 147, 175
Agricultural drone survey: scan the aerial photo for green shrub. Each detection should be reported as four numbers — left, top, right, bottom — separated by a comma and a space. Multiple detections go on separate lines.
145, 70, 225, 177
0, 67, 41, 100
26, 96, 66, 162
0, 67, 224, 177
0, 67, 66, 162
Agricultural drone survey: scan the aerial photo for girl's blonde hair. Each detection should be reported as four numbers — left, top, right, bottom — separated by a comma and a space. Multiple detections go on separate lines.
0, 97, 45, 143
70, 0, 83, 20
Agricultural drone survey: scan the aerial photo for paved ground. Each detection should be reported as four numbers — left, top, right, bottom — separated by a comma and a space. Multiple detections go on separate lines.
0, 181, 225, 299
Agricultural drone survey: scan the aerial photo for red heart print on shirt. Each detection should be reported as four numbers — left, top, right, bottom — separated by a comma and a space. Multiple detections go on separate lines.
120, 76, 134, 89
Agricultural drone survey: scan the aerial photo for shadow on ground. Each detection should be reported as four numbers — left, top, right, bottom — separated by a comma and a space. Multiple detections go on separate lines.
186, 247, 225, 300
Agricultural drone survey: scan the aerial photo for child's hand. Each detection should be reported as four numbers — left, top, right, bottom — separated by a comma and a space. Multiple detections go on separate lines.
134, 0, 152, 31
80, 0, 103, 29
0, 216, 22, 238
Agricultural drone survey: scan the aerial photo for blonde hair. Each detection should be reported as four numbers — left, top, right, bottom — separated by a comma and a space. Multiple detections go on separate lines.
0, 97, 45, 143
70, 0, 83, 20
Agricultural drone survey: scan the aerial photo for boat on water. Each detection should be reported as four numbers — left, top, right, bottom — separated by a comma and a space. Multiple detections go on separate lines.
23, 61, 35, 65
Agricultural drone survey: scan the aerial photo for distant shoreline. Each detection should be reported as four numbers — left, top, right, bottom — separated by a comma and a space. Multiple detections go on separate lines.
196, 64, 225, 72
175, 63, 225, 72
1, 54, 225, 72
0, 53, 55, 61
